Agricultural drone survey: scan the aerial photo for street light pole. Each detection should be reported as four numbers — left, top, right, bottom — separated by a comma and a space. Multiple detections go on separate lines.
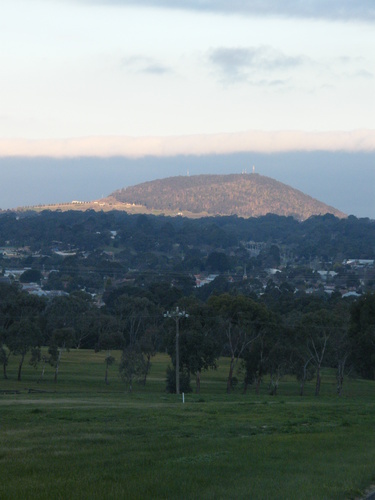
164, 307, 189, 395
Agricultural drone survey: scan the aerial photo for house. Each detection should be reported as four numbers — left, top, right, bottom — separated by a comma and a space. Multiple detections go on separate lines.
344, 259, 374, 268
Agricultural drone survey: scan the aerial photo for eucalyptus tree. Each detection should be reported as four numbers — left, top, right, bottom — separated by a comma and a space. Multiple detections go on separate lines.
327, 301, 351, 396
115, 295, 156, 391
94, 315, 124, 385
0, 284, 45, 381
0, 328, 11, 379
165, 298, 220, 393
48, 327, 74, 383
291, 350, 315, 397
297, 310, 342, 396
348, 292, 375, 380
44, 292, 94, 349
207, 294, 268, 394
140, 322, 162, 386
119, 348, 147, 393
242, 314, 286, 395
7, 319, 42, 381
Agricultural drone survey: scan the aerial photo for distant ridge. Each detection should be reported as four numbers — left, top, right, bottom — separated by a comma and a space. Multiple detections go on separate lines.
107, 173, 346, 221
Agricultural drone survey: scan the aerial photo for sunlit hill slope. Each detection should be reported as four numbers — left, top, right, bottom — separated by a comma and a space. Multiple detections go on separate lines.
107, 173, 346, 220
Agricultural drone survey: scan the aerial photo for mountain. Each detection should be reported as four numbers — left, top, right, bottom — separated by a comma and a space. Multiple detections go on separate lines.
107, 173, 346, 220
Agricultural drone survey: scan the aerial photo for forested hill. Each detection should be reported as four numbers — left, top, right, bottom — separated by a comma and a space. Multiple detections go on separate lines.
108, 174, 346, 221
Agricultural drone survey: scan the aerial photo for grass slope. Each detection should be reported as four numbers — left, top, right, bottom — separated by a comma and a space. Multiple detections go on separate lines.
1, 350, 375, 499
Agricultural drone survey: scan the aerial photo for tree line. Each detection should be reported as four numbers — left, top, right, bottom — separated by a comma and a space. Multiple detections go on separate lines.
1, 282, 374, 395
1, 210, 374, 262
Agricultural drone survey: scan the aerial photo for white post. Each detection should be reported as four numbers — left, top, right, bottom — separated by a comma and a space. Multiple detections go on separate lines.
182, 392, 185, 404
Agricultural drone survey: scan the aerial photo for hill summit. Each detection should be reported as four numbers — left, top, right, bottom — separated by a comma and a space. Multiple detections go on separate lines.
108, 173, 346, 220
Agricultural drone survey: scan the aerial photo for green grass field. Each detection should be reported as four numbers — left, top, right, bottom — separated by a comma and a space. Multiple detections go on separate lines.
1, 350, 375, 499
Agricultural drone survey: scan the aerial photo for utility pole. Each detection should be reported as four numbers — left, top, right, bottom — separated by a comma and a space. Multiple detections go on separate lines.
164, 307, 189, 394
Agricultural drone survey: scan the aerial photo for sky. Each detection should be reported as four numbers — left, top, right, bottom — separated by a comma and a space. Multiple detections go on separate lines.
0, 0, 374, 217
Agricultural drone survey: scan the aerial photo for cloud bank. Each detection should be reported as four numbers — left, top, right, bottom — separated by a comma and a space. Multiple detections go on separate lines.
76, 0, 375, 22
1, 130, 375, 158
121, 56, 172, 75
209, 46, 304, 82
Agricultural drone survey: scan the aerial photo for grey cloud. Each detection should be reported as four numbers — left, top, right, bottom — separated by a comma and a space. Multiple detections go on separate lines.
209, 46, 303, 82
75, 1, 375, 22
261, 79, 287, 87
351, 69, 373, 79
121, 56, 171, 75
338, 56, 365, 64
142, 64, 170, 74
332, 57, 374, 80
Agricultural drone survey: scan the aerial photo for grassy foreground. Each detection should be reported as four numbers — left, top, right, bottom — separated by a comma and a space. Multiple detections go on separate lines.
1, 350, 375, 499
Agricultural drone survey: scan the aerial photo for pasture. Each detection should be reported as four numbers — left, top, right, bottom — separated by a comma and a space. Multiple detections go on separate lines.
1, 350, 375, 499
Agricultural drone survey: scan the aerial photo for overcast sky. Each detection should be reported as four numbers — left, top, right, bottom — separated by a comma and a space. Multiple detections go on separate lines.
1, 0, 375, 150
0, 1, 374, 217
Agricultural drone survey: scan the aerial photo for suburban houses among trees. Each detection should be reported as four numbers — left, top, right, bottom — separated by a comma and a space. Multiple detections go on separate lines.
0, 209, 374, 393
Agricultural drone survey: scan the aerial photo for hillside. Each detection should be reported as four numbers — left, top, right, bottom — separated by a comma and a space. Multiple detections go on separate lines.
108, 173, 346, 220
